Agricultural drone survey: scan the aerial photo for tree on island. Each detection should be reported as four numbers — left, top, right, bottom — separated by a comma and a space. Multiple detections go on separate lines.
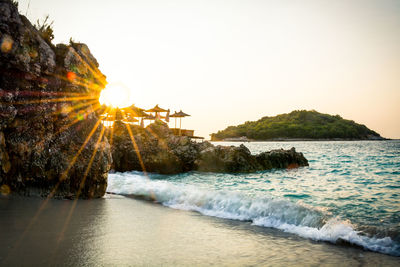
210, 110, 383, 141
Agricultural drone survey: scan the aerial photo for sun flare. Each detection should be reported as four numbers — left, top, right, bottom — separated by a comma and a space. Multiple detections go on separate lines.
99, 83, 133, 108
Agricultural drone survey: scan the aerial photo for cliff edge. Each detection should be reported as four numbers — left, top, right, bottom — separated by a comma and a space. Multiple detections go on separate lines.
0, 0, 112, 198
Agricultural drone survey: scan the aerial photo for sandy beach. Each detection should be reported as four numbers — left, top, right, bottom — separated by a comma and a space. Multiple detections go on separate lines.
1, 1, 399, 266
1, 194, 399, 266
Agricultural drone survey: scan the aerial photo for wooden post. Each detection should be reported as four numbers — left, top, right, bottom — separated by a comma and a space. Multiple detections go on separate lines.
179, 118, 182, 136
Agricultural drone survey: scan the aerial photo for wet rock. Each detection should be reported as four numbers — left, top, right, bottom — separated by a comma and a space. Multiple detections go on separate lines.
0, 0, 111, 198
111, 121, 309, 174
195, 144, 260, 172
110, 120, 185, 174
256, 147, 309, 170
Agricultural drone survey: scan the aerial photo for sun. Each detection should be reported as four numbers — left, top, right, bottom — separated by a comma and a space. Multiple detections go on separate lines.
99, 83, 133, 108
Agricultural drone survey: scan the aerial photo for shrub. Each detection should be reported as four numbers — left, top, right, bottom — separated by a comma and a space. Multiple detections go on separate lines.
11, 0, 19, 8
34, 15, 54, 45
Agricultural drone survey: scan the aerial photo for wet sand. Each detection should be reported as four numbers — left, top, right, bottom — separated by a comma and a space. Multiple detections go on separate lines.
1, 195, 399, 266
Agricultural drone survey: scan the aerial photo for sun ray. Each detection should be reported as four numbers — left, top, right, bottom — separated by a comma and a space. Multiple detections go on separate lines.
0, 89, 86, 98
122, 106, 141, 118
51, 99, 99, 116
7, 95, 98, 105
0, 67, 104, 95
32, 101, 103, 155
2, 41, 109, 259
57, 124, 106, 242
145, 126, 169, 151
8, 110, 109, 254
49, 52, 107, 90
53, 103, 103, 137
120, 111, 147, 175
53, 106, 109, 193
54, 72, 102, 92
58, 101, 102, 124
119, 111, 159, 201
62, 48, 107, 88
107, 108, 117, 147
54, 112, 109, 186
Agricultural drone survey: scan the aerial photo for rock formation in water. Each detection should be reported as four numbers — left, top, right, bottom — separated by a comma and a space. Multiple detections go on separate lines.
110, 120, 309, 174
0, 0, 111, 198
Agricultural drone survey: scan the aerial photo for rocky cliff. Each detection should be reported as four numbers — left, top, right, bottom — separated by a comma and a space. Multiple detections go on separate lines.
110, 120, 308, 174
0, 0, 111, 198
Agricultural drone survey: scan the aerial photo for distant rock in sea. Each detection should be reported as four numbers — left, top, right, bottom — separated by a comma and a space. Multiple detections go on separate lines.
110, 120, 309, 174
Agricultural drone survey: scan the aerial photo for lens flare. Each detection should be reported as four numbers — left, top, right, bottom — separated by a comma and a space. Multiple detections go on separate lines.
0, 184, 11, 196
1, 35, 13, 53
99, 83, 133, 108
66, 71, 76, 81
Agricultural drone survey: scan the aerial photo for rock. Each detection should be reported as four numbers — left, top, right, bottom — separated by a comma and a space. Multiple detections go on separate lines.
111, 121, 309, 174
194, 144, 260, 172
110, 120, 185, 174
0, 0, 111, 198
255, 147, 309, 169
0, 132, 11, 174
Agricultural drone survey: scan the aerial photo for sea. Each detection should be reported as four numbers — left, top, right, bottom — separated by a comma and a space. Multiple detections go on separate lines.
107, 140, 400, 257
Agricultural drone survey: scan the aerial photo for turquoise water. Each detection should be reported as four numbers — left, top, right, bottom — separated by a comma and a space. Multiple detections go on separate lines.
107, 140, 400, 256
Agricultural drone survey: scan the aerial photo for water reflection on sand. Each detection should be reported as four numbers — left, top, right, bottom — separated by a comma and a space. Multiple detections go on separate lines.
1, 195, 399, 266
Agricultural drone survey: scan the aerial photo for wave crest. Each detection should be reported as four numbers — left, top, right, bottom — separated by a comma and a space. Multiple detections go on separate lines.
107, 172, 399, 256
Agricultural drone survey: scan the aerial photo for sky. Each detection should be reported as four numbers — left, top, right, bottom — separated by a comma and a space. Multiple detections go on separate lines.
17, 0, 400, 139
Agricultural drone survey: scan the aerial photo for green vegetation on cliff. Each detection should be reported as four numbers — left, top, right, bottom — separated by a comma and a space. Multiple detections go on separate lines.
211, 110, 382, 141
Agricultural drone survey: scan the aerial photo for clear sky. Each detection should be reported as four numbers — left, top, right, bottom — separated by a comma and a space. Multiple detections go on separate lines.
17, 0, 400, 139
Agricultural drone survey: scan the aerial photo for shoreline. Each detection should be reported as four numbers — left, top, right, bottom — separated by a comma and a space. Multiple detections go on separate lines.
212, 138, 391, 142
1, 195, 399, 266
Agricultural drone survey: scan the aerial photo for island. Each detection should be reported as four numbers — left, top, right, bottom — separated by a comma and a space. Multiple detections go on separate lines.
211, 110, 385, 141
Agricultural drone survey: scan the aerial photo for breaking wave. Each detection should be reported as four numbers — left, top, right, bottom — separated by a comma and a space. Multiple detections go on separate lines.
107, 172, 400, 256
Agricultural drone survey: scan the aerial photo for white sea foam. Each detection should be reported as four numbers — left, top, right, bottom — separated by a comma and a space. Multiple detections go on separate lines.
107, 172, 399, 256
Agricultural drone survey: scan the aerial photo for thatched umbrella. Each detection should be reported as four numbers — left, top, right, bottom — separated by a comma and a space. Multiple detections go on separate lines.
100, 113, 115, 127
170, 110, 190, 135
121, 105, 149, 126
146, 104, 167, 119
143, 114, 156, 124
115, 108, 123, 121
123, 105, 149, 119
100, 109, 124, 121
165, 109, 170, 123
100, 113, 114, 121
175, 110, 190, 117
143, 114, 156, 120
169, 111, 179, 128
123, 114, 139, 124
